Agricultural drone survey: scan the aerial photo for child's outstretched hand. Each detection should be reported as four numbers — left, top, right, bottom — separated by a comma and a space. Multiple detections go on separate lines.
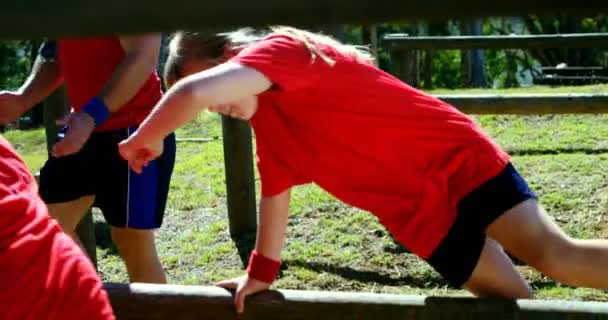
51, 112, 95, 158
216, 274, 271, 314
118, 135, 163, 174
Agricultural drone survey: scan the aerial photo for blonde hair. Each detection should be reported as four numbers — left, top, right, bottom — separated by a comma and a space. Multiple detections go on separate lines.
269, 26, 374, 66
164, 26, 374, 86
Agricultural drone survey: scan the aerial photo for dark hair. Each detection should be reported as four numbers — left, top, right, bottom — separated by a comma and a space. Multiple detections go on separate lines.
164, 26, 374, 87
164, 31, 229, 87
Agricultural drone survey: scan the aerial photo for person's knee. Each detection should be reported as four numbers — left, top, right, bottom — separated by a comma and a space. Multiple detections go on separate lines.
110, 227, 165, 283
460, 238, 534, 299
110, 227, 127, 243
111, 228, 157, 261
464, 277, 534, 299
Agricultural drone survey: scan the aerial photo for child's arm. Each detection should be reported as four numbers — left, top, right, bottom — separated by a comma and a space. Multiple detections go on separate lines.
255, 189, 291, 260
217, 188, 291, 314
0, 41, 63, 125
52, 35, 162, 157
119, 62, 272, 173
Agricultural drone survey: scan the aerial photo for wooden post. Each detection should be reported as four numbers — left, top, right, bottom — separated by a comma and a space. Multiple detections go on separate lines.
388, 34, 420, 86
105, 283, 608, 320
460, 21, 472, 87
221, 116, 257, 267
393, 49, 418, 86
416, 22, 434, 89
404, 49, 419, 87
370, 25, 378, 59
362, 24, 379, 63
388, 34, 409, 84
422, 49, 434, 89
43, 85, 97, 266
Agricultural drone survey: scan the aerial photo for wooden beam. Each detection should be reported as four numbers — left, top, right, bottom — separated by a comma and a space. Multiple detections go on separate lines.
221, 116, 257, 266
1, 1, 607, 40
384, 33, 608, 50
435, 93, 608, 114
105, 283, 608, 320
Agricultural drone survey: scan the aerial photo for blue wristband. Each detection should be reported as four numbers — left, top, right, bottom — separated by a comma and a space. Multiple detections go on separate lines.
81, 97, 110, 127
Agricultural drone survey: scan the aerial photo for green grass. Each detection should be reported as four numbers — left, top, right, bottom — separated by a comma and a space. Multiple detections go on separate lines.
428, 83, 608, 95
3, 128, 47, 172
5, 84, 608, 301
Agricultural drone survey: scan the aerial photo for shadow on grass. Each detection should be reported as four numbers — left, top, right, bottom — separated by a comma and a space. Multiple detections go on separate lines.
282, 259, 451, 288
507, 147, 608, 156
283, 259, 566, 292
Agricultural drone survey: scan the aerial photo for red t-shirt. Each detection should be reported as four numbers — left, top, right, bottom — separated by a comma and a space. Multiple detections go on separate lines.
58, 37, 162, 131
231, 35, 510, 258
0, 136, 115, 319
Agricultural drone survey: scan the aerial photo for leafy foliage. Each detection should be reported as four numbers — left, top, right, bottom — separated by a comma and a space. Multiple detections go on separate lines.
0, 41, 33, 90
1, 17, 608, 94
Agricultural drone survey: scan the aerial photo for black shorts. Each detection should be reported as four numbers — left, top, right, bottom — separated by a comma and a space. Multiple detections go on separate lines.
425, 163, 536, 287
39, 127, 176, 229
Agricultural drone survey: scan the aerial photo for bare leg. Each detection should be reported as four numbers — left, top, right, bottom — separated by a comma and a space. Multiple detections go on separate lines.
488, 199, 608, 288
463, 237, 533, 298
111, 227, 166, 284
47, 195, 95, 246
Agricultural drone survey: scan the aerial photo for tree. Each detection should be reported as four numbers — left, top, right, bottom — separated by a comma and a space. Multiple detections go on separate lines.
460, 19, 488, 87
0, 40, 37, 129
0, 41, 32, 90
522, 14, 608, 67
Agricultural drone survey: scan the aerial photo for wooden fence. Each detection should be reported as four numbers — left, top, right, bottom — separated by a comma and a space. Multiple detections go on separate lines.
383, 33, 608, 86
105, 283, 608, 320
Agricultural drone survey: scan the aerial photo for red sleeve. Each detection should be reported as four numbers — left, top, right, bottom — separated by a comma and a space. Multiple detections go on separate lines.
0, 136, 37, 224
230, 35, 323, 92
255, 138, 295, 197
0, 137, 115, 320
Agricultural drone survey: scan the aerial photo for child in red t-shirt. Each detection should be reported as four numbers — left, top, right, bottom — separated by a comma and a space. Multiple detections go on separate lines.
0, 136, 115, 319
120, 27, 608, 313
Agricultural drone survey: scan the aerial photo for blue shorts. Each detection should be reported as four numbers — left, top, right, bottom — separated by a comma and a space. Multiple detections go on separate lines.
426, 162, 537, 287
39, 127, 176, 229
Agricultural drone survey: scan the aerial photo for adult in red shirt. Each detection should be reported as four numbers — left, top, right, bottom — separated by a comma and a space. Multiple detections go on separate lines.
0, 135, 115, 319
0, 35, 175, 283
121, 27, 608, 312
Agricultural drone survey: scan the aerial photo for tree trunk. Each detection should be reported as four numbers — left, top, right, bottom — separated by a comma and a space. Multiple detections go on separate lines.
461, 19, 488, 87
523, 14, 599, 68
470, 19, 488, 87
